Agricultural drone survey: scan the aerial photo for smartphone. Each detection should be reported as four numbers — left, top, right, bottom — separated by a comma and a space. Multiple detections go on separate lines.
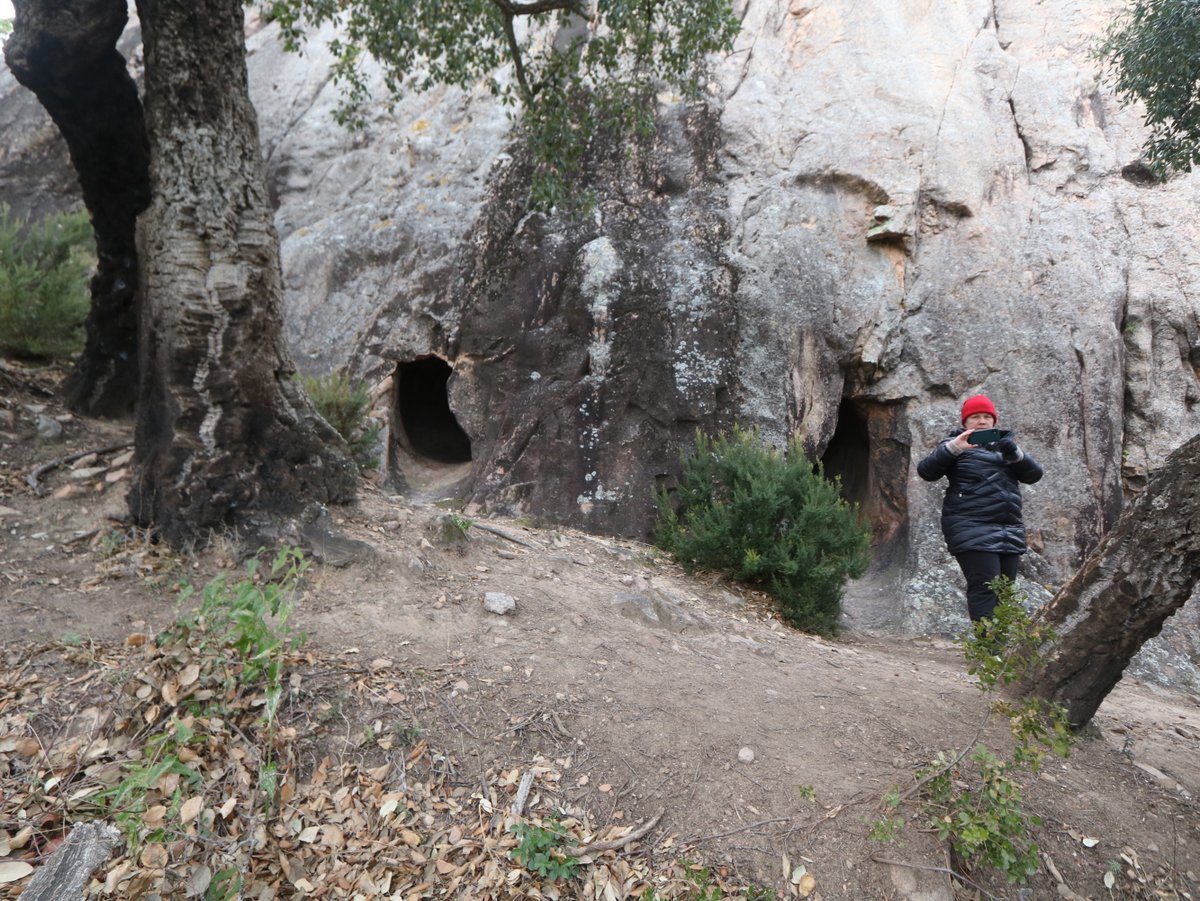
967, 428, 1010, 446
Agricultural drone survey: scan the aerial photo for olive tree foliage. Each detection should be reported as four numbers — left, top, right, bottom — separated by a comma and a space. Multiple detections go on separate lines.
261, 0, 741, 206
1096, 0, 1200, 177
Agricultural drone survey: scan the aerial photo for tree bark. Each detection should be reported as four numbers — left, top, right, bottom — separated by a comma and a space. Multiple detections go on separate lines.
4, 0, 150, 416
1023, 433, 1200, 728
18, 821, 120, 901
129, 0, 357, 545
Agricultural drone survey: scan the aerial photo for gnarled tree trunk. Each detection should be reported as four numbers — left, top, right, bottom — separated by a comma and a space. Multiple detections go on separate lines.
1024, 432, 1200, 728
129, 0, 356, 545
4, 0, 150, 416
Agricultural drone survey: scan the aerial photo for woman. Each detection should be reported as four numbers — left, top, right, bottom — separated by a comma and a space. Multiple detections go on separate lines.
917, 395, 1043, 621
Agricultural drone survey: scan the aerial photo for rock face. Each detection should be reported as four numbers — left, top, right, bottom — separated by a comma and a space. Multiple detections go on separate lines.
3, 1, 1198, 685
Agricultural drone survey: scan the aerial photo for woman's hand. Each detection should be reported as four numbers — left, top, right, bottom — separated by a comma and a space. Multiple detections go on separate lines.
950, 430, 975, 453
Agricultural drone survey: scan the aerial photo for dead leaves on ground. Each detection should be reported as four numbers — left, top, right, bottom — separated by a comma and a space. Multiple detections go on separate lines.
0, 638, 762, 900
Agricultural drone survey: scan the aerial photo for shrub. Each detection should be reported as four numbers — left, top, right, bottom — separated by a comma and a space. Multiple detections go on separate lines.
878, 578, 1073, 886
301, 370, 381, 471
654, 427, 871, 635
0, 205, 95, 358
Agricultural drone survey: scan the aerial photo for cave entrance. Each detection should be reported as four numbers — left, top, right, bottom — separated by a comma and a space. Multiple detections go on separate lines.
393, 356, 472, 464
820, 398, 909, 569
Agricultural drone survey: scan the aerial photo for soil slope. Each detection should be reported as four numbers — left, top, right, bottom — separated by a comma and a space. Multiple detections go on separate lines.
2, 363, 1199, 900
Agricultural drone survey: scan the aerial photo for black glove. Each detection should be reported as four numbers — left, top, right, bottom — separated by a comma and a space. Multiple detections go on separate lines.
996, 435, 1020, 461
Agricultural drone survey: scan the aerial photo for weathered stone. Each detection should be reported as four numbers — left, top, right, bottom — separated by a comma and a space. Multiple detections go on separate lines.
35, 415, 63, 440
483, 592, 516, 615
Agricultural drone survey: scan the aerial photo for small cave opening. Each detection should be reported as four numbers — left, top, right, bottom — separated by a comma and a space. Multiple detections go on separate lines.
820, 398, 910, 569
393, 356, 472, 464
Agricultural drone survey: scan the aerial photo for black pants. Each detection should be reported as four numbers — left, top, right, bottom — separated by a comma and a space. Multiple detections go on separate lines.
954, 551, 1020, 621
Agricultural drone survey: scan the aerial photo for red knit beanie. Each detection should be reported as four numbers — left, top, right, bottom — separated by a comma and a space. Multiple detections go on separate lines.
960, 395, 998, 425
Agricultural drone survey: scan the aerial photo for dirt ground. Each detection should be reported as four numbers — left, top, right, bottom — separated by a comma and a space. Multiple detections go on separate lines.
2, 362, 1200, 900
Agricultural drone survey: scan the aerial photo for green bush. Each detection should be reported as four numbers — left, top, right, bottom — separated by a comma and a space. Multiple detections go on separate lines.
654, 428, 871, 636
301, 369, 381, 471
0, 205, 95, 359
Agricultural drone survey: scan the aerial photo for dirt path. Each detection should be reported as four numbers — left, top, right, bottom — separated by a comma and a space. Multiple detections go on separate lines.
2, 367, 1199, 899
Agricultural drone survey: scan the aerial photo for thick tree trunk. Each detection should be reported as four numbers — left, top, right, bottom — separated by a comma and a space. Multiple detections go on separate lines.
4, 0, 150, 416
1023, 433, 1200, 728
129, 0, 356, 545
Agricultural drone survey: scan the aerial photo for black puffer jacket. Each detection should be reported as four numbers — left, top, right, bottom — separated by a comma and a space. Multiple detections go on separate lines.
917, 432, 1044, 555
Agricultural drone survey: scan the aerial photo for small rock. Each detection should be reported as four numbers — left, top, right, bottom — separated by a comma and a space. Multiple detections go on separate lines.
0, 505, 20, 517
110, 449, 134, 468
620, 575, 634, 586
71, 453, 98, 469
738, 746, 755, 764
52, 485, 79, 500
484, 592, 517, 615
1132, 760, 1183, 793
105, 468, 129, 484
36, 415, 63, 440
70, 466, 107, 481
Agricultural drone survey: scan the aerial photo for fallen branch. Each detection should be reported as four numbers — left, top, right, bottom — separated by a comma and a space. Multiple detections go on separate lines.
471, 521, 539, 549
511, 771, 536, 816
61, 528, 100, 546
26, 442, 134, 497
869, 851, 999, 901
0, 362, 55, 398
564, 808, 664, 857
18, 821, 120, 901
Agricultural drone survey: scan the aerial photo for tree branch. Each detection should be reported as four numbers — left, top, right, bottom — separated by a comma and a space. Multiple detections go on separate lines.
563, 807, 664, 857
18, 821, 121, 901
869, 852, 1000, 901
492, 0, 587, 16
487, 0, 590, 103
26, 442, 134, 496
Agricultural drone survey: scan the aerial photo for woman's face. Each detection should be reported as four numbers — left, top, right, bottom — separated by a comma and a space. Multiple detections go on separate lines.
964, 412, 996, 430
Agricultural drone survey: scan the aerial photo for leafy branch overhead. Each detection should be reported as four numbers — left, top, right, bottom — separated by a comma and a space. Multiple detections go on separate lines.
260, 0, 740, 205
1096, 0, 1200, 177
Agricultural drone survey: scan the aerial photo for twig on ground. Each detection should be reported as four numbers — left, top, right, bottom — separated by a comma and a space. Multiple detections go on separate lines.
869, 852, 999, 901
26, 442, 134, 496
0, 362, 55, 398
61, 528, 100, 546
436, 691, 480, 739
471, 521, 540, 549
563, 807, 664, 857
899, 705, 993, 802
730, 764, 769, 793
683, 815, 795, 844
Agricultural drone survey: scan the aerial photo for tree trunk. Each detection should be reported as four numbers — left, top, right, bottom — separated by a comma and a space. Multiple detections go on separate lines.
4, 0, 150, 416
129, 0, 357, 546
1023, 433, 1200, 728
